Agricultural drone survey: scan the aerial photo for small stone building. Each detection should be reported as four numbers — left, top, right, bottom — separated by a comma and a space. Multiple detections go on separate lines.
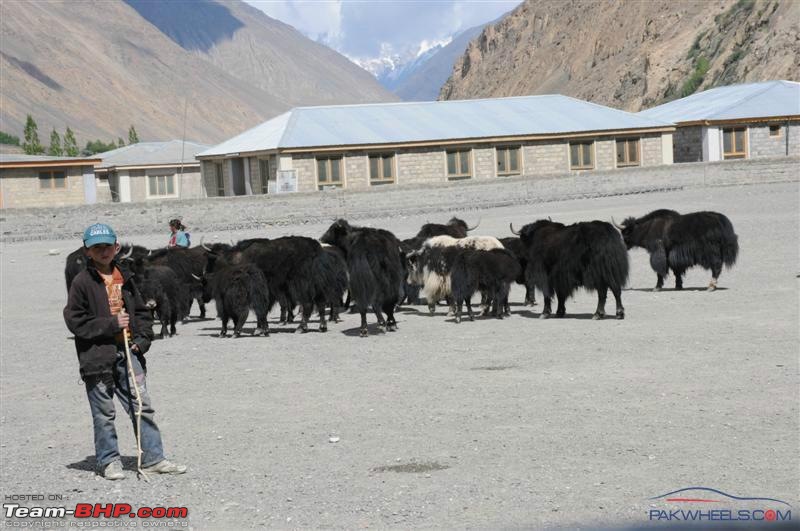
94, 140, 209, 202
638, 80, 800, 163
197, 95, 675, 196
0, 154, 101, 208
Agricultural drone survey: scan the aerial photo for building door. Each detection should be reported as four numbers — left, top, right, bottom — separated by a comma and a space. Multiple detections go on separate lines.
231, 158, 246, 196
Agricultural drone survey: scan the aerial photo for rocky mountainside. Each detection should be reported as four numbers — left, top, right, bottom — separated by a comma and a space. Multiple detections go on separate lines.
0, 0, 395, 146
439, 0, 799, 111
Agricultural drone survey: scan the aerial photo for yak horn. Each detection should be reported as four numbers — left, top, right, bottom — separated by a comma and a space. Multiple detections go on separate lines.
509, 223, 520, 236
200, 236, 212, 252
466, 219, 481, 231
611, 217, 624, 230
119, 246, 134, 260
191, 273, 203, 281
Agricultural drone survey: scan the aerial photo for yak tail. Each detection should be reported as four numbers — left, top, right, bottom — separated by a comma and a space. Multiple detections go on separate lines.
719, 216, 739, 269
246, 266, 271, 318
348, 253, 378, 311
449, 255, 474, 305
587, 226, 630, 290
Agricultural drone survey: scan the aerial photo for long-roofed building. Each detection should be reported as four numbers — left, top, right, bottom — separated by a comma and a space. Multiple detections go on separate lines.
197, 95, 676, 196
0, 154, 101, 208
638, 80, 800, 163
95, 140, 210, 202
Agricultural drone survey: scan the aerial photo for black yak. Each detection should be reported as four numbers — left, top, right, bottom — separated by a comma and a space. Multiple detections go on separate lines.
450, 248, 520, 323
204, 237, 334, 333
499, 236, 537, 308
512, 220, 629, 319
416, 217, 479, 239
139, 265, 190, 338
321, 219, 404, 337
64, 244, 148, 292
204, 252, 270, 338
615, 210, 739, 291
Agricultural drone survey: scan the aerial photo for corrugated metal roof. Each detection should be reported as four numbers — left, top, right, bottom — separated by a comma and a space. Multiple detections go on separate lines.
0, 154, 99, 164
198, 95, 673, 157
638, 80, 800, 124
97, 140, 210, 168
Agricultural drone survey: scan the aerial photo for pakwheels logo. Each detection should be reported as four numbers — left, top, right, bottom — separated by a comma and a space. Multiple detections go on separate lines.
648, 487, 792, 522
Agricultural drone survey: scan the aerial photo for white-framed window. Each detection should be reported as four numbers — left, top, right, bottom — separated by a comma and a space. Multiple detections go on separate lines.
569, 140, 594, 170
496, 146, 521, 176
446, 149, 472, 180
769, 124, 782, 137
615, 138, 640, 167
316, 156, 343, 190
369, 153, 395, 185
39, 170, 66, 190
147, 174, 177, 198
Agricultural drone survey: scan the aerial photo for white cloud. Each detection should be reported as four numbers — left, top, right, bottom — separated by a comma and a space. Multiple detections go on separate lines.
245, 0, 521, 67
245, 0, 344, 46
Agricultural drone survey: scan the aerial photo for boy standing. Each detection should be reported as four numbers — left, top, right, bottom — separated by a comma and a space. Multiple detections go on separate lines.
64, 223, 186, 480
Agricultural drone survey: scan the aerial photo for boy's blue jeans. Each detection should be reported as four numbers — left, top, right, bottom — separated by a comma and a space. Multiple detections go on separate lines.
84, 350, 165, 469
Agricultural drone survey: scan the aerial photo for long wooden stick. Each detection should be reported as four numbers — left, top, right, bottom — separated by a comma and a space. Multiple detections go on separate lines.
122, 327, 149, 481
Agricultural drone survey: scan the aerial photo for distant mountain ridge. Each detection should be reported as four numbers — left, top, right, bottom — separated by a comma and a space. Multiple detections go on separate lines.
440, 0, 799, 111
0, 0, 396, 146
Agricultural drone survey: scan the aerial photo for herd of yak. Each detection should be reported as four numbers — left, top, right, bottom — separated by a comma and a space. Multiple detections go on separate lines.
64, 209, 739, 338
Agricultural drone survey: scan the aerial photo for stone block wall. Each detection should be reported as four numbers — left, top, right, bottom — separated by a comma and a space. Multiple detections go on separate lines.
640, 134, 663, 166
0, 166, 88, 208
523, 141, 568, 175
3, 156, 795, 241
749, 121, 800, 159
673, 126, 703, 163
473, 145, 495, 179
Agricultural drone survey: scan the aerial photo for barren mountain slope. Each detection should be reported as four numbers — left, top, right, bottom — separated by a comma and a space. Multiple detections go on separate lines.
439, 0, 799, 111
0, 0, 395, 145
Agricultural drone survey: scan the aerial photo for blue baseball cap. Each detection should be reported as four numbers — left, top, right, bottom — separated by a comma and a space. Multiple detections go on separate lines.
83, 223, 117, 247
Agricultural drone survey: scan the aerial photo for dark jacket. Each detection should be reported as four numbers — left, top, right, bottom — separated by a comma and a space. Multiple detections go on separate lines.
63, 260, 153, 379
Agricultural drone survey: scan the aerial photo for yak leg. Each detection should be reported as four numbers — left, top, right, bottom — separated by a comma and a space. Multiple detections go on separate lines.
593, 285, 608, 320
372, 304, 386, 329
651, 241, 669, 291
465, 296, 475, 321
555, 290, 567, 318
382, 301, 397, 331
254, 312, 270, 337
198, 299, 206, 319
294, 303, 311, 333
218, 311, 229, 338
359, 309, 369, 337
318, 303, 328, 333
455, 297, 463, 324
540, 296, 553, 319
611, 285, 625, 319
708, 260, 723, 291
525, 285, 537, 306
232, 308, 248, 338
158, 317, 168, 339
672, 266, 685, 290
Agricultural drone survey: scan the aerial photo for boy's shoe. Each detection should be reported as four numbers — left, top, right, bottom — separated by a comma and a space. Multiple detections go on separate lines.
100, 460, 125, 480
142, 459, 187, 475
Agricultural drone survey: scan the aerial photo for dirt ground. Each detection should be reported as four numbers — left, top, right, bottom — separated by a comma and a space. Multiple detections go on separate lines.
1, 181, 798, 529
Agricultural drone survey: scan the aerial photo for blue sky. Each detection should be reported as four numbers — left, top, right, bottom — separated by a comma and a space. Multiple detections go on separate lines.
244, 1, 521, 64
